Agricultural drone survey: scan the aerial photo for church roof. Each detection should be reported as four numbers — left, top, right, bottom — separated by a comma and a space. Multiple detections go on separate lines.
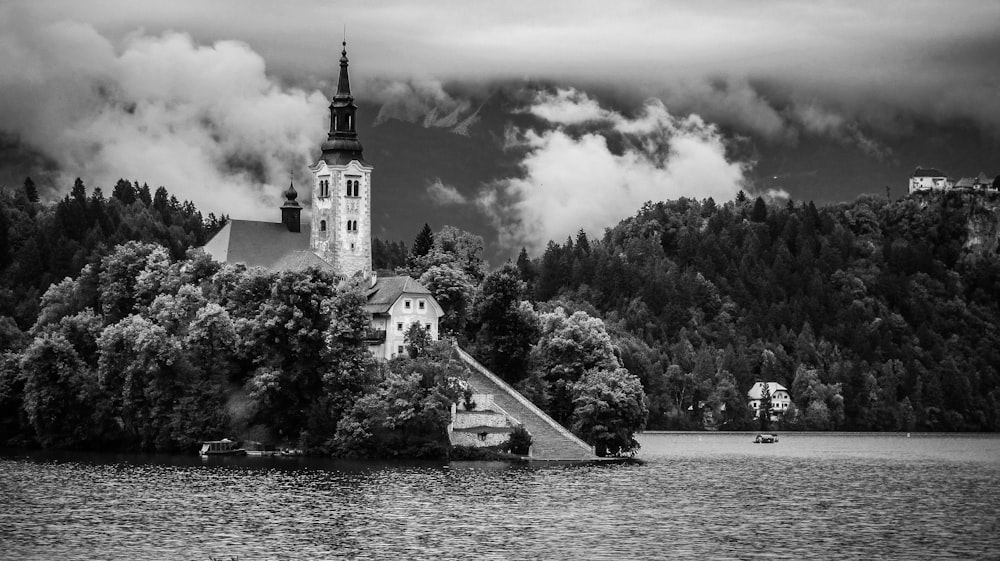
364, 275, 440, 315
203, 219, 316, 269
271, 250, 335, 273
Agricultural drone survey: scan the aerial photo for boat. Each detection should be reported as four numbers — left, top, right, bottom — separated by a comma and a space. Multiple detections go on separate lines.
754, 433, 779, 444
199, 438, 247, 456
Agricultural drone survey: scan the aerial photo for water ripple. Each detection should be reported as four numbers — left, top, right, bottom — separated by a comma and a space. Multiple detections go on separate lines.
1, 433, 998, 560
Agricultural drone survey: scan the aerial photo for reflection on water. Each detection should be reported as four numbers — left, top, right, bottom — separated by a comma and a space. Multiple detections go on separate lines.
1, 433, 998, 560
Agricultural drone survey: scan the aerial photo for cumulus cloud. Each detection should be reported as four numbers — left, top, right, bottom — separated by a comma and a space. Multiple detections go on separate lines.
0, 10, 326, 219
479, 88, 747, 254
426, 178, 467, 205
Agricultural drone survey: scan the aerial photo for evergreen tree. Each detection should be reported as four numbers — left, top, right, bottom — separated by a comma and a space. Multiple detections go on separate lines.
758, 382, 772, 431
411, 223, 434, 260
23, 177, 39, 203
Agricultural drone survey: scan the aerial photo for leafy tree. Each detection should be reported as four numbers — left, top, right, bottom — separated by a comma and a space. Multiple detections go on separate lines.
530, 307, 621, 424
404, 321, 432, 358
20, 332, 101, 447
571, 367, 648, 456
474, 263, 539, 383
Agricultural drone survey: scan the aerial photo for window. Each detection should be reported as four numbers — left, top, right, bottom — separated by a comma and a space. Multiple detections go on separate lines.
346, 220, 358, 233
320, 220, 326, 232
354, 180, 360, 197
404, 299, 412, 310
396, 322, 403, 332
346, 182, 351, 196
397, 346, 403, 356
418, 300, 426, 311
425, 323, 431, 331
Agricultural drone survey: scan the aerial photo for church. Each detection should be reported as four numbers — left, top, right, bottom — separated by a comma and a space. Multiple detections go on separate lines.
203, 42, 443, 360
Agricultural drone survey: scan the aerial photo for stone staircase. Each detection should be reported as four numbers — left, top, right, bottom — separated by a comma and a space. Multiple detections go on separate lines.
454, 346, 595, 461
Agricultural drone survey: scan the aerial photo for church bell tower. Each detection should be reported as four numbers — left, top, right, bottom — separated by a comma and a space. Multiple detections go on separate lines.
309, 41, 373, 277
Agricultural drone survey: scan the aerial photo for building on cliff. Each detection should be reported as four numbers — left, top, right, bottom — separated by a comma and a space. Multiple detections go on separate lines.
203, 42, 442, 361
908, 167, 951, 194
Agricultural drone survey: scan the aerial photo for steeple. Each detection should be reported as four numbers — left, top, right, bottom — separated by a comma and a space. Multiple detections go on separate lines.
320, 41, 364, 165
280, 178, 301, 232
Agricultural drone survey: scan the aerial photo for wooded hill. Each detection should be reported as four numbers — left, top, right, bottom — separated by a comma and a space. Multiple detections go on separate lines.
505, 190, 1000, 431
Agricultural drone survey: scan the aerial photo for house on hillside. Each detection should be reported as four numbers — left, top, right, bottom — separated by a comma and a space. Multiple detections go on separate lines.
909, 167, 950, 194
203, 41, 443, 360
974, 172, 995, 191
954, 177, 976, 190
747, 381, 791, 422
365, 275, 444, 360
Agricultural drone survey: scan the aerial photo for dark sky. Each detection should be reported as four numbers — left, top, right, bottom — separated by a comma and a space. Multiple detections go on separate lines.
1, 1, 998, 260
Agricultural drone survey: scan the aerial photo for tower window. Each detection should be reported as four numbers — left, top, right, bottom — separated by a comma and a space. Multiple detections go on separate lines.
320, 220, 327, 232
354, 180, 360, 197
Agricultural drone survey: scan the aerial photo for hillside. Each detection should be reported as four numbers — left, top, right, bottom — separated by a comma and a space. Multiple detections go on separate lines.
514, 190, 1000, 431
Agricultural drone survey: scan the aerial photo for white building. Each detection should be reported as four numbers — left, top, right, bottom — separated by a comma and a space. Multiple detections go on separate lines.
747, 381, 791, 421
908, 167, 950, 194
203, 42, 443, 360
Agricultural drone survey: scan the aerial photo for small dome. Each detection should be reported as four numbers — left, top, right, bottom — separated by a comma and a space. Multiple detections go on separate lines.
284, 180, 298, 202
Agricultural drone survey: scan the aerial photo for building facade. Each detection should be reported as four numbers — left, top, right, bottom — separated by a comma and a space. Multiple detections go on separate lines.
747, 381, 791, 421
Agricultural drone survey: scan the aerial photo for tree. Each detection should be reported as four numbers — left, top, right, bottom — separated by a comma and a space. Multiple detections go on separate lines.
474, 263, 539, 383
20, 332, 100, 447
758, 381, 773, 431
530, 307, 621, 424
404, 322, 432, 358
411, 223, 434, 260
571, 367, 648, 456
23, 177, 39, 203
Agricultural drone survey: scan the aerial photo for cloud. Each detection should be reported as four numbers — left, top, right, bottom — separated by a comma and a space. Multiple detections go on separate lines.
370, 78, 481, 135
789, 102, 892, 160
762, 188, 790, 202
479, 88, 747, 254
0, 9, 326, 219
662, 78, 793, 142
426, 178, 467, 205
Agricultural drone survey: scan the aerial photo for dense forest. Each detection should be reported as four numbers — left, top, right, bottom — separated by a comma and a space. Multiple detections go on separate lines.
1, 176, 998, 459
400, 191, 1000, 433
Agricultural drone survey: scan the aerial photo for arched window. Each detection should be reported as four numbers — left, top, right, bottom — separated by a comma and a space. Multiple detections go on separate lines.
353, 180, 359, 197
345, 182, 351, 196
320, 220, 326, 232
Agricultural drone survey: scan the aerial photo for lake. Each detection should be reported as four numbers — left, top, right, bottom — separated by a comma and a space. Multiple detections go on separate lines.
1, 432, 998, 560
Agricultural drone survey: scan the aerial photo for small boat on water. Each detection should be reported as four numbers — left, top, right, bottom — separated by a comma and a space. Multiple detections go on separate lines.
754, 433, 779, 444
199, 438, 247, 456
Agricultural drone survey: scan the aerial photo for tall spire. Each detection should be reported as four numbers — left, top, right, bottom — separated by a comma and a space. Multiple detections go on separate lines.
320, 39, 364, 165
335, 40, 352, 98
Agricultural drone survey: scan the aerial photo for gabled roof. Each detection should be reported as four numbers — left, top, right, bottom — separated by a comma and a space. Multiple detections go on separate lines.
747, 381, 789, 400
203, 220, 312, 269
955, 177, 976, 188
364, 275, 442, 316
975, 172, 992, 184
912, 167, 946, 178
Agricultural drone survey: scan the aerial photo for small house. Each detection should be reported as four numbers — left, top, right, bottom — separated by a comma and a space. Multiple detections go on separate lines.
747, 381, 791, 421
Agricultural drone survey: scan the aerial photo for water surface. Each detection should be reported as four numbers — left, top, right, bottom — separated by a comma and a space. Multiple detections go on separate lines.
1, 432, 997, 560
